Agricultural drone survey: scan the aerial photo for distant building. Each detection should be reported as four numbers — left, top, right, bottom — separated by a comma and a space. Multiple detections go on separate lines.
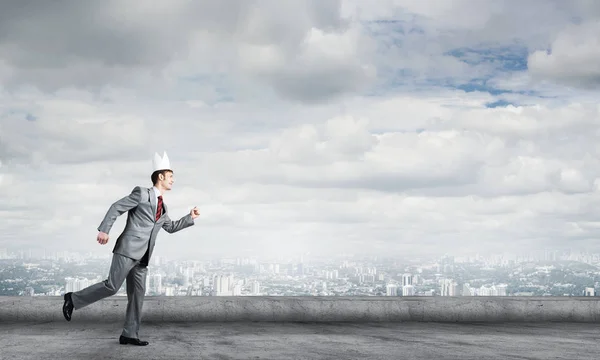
440, 279, 459, 296
65, 277, 91, 293
214, 274, 234, 296
150, 274, 162, 295
402, 284, 415, 296
386, 283, 398, 296
402, 274, 413, 287
251, 281, 260, 295
462, 284, 472, 296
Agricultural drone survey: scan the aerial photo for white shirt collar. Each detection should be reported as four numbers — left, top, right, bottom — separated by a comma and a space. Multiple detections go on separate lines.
152, 186, 162, 198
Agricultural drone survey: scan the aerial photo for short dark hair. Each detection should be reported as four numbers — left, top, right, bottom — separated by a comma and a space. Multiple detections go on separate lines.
151, 170, 173, 185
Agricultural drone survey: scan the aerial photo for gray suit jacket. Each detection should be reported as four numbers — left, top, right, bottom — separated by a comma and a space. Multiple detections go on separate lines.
97, 186, 195, 262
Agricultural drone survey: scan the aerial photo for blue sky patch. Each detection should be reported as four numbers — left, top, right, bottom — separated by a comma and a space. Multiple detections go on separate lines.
485, 100, 516, 108
455, 81, 512, 95
445, 45, 529, 72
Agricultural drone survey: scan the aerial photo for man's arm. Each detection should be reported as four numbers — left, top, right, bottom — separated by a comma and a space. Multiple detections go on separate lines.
161, 213, 195, 234
97, 186, 143, 234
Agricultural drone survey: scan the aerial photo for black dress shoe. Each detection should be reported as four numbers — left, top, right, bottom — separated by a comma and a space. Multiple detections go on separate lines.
119, 335, 149, 346
62, 292, 74, 321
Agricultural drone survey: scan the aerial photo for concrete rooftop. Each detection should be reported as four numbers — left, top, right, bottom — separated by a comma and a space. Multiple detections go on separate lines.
1, 321, 597, 359
1, 296, 600, 359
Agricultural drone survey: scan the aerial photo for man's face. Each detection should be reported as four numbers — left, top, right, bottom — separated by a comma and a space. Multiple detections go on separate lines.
159, 171, 174, 190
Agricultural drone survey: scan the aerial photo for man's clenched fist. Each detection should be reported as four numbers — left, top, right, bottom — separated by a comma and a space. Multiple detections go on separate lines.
97, 231, 109, 245
190, 206, 200, 219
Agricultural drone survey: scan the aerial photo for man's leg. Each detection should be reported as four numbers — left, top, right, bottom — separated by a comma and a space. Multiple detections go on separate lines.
121, 263, 148, 339
70, 253, 137, 310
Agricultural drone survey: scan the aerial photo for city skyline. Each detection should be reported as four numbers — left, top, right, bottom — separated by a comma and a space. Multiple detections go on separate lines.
2, 245, 599, 298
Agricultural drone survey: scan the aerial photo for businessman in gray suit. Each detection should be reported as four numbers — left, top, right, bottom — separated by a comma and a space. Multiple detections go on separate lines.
62, 151, 200, 346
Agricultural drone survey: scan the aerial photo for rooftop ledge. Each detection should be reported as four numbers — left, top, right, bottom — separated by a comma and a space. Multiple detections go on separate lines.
3, 296, 600, 323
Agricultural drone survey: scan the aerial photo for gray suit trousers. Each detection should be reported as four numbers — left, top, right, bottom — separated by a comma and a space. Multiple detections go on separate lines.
70, 253, 148, 338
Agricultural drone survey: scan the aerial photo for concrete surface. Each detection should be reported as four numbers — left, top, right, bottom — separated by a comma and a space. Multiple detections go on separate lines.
2, 296, 600, 323
0, 321, 597, 359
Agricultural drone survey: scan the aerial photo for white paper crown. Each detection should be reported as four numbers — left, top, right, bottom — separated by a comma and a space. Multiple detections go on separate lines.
153, 151, 171, 172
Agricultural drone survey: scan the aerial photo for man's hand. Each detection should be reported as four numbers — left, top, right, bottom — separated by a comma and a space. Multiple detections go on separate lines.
97, 231, 109, 245
190, 206, 200, 219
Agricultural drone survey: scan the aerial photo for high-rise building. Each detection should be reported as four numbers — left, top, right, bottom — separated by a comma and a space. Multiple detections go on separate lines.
233, 283, 242, 296
478, 285, 492, 296
402, 285, 415, 296
150, 274, 162, 295
462, 284, 472, 296
184, 267, 194, 287
251, 281, 260, 295
65, 278, 75, 293
440, 279, 458, 296
386, 283, 398, 296
402, 274, 413, 287
214, 274, 234, 296
65, 277, 91, 293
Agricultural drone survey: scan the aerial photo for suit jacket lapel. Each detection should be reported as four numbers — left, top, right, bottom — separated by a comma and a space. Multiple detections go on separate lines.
149, 188, 157, 222
161, 202, 168, 219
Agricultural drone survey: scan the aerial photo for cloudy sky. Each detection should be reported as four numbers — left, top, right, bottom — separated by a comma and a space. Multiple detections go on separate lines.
1, 0, 600, 260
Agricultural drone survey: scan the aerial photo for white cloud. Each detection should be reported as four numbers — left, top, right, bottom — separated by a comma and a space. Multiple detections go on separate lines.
1, 0, 600, 259
237, 25, 376, 102
0, 0, 371, 102
528, 21, 600, 88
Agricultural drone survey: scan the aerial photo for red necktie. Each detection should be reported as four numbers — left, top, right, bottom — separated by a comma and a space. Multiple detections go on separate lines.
156, 196, 163, 221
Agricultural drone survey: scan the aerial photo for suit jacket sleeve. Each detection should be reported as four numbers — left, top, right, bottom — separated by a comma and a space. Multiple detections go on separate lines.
161, 213, 195, 234
97, 186, 143, 234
